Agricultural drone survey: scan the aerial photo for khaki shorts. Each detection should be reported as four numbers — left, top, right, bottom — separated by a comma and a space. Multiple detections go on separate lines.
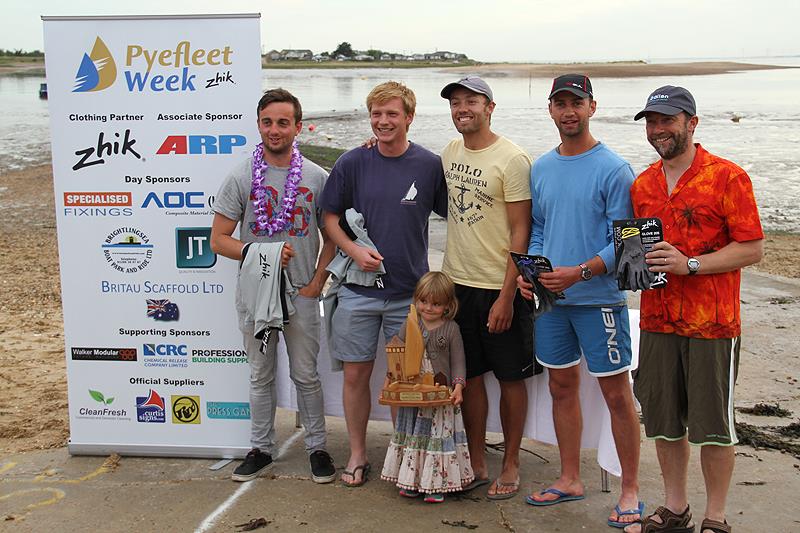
633, 331, 740, 445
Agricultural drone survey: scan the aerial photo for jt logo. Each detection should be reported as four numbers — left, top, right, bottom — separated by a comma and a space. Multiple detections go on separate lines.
175, 227, 216, 269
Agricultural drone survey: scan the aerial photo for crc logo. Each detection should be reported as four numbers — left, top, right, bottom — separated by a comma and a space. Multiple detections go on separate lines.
73, 36, 117, 92
156, 135, 246, 155
172, 395, 201, 424
73, 129, 142, 171
143, 343, 187, 356
141, 191, 213, 209
175, 227, 216, 269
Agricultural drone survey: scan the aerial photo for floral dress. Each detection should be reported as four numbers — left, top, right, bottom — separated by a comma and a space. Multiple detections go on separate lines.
380, 323, 473, 493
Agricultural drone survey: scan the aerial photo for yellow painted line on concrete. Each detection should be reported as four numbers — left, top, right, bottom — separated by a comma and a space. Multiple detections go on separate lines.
0, 462, 17, 475
0, 487, 66, 512
33, 454, 120, 484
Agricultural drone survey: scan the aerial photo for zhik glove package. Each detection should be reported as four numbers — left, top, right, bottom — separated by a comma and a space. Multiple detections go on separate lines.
510, 252, 564, 318
613, 218, 667, 291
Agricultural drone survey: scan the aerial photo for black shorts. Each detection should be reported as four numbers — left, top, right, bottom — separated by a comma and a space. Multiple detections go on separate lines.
454, 284, 540, 381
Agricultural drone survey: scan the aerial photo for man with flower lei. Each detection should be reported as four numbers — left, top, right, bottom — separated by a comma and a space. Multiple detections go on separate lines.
211, 88, 337, 484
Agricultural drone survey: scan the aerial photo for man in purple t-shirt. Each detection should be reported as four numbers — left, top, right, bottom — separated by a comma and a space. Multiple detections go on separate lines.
320, 81, 447, 486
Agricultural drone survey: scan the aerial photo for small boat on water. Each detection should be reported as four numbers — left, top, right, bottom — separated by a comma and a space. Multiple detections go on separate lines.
39, 83, 47, 99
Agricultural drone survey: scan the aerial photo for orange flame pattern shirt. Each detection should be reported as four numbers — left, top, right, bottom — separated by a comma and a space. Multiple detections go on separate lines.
631, 144, 764, 339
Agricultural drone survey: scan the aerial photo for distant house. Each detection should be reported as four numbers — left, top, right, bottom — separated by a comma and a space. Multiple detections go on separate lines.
353, 54, 374, 61
265, 49, 282, 61
280, 49, 313, 60
380, 53, 392, 61
411, 54, 425, 61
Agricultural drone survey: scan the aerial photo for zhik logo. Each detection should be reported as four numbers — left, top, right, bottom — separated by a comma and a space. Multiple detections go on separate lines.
175, 227, 216, 269
73, 129, 142, 171
73, 37, 117, 92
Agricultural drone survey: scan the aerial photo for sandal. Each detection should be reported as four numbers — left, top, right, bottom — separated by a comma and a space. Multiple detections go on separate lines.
341, 463, 371, 487
700, 518, 730, 533
627, 505, 694, 533
424, 492, 445, 503
486, 478, 520, 500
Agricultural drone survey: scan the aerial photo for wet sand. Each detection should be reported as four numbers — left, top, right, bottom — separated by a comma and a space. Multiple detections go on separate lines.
446, 61, 797, 78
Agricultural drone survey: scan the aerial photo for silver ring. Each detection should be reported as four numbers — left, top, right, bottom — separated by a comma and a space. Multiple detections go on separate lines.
664, 257, 668, 264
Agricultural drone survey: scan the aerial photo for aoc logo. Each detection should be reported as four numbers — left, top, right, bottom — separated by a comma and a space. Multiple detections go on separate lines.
73, 37, 117, 92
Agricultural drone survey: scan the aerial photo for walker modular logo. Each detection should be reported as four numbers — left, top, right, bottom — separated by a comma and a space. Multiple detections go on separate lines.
74, 37, 235, 93
73, 37, 117, 92
175, 227, 216, 269
71, 346, 137, 362
63, 191, 133, 217
101, 226, 154, 273
207, 402, 250, 420
171, 395, 201, 424
136, 389, 166, 423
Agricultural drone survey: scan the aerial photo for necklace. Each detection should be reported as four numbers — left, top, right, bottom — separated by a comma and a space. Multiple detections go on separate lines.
251, 141, 303, 236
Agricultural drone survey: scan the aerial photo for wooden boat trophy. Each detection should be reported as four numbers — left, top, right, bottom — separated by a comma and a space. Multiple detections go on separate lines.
378, 305, 451, 407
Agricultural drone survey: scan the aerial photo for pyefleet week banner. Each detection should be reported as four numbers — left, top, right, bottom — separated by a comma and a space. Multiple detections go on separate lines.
43, 14, 261, 457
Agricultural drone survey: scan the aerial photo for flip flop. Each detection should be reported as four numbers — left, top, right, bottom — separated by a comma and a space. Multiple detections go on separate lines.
341, 462, 371, 487
608, 501, 645, 528
486, 478, 520, 500
525, 487, 586, 506
460, 477, 491, 492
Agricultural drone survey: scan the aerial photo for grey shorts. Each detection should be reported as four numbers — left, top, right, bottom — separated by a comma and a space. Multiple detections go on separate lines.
331, 285, 412, 363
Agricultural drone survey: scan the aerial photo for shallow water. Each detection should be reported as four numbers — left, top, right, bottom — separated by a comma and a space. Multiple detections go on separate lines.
2, 59, 799, 230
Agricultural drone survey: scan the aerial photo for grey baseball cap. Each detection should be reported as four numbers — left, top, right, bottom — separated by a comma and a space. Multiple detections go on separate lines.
634, 86, 696, 120
440, 75, 494, 102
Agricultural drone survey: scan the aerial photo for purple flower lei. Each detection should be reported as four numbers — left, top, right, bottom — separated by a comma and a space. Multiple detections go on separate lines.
251, 141, 303, 236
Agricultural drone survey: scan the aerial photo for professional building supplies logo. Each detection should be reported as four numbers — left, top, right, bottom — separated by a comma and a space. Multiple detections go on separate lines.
73, 37, 117, 92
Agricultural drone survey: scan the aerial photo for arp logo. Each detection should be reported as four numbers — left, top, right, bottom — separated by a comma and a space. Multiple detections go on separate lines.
175, 227, 216, 269
172, 395, 201, 424
141, 191, 208, 209
156, 135, 246, 155
143, 343, 187, 356
73, 37, 117, 92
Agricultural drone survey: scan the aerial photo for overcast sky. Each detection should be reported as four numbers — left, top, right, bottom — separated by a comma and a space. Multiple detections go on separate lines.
5, 0, 799, 62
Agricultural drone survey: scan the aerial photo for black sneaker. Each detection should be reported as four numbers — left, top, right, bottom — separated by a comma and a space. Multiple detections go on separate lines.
309, 450, 335, 484
231, 448, 273, 482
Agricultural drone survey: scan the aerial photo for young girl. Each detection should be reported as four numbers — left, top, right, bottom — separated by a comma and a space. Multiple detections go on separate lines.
380, 271, 474, 503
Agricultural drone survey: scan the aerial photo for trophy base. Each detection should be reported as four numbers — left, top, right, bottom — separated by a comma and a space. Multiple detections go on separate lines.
378, 384, 452, 408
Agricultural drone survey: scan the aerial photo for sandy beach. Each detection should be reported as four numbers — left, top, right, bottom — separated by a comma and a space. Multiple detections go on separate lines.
447, 61, 798, 78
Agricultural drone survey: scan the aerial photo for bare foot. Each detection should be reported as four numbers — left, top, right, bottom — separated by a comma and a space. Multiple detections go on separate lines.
528, 478, 584, 503
488, 466, 520, 498
340, 457, 370, 486
609, 492, 642, 526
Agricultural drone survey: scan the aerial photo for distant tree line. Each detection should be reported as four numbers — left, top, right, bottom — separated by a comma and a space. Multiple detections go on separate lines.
0, 49, 44, 57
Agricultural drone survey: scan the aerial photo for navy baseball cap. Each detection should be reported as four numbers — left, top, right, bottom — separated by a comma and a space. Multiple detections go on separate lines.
549, 74, 593, 99
634, 86, 696, 120
440, 75, 494, 102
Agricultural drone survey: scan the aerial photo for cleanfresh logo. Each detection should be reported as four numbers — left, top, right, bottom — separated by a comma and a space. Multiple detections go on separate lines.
73, 37, 117, 92
77, 389, 129, 421
136, 389, 166, 423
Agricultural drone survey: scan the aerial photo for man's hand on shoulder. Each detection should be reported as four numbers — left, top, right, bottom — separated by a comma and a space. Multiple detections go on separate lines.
538, 266, 582, 294
487, 292, 514, 333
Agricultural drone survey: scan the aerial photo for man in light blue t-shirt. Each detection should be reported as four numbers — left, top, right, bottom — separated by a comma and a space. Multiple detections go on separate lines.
517, 75, 642, 528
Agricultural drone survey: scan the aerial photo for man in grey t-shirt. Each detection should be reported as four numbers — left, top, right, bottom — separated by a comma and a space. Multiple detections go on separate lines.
211, 88, 336, 483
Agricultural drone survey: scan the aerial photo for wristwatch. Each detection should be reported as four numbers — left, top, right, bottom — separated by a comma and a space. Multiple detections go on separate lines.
579, 263, 593, 281
687, 257, 700, 275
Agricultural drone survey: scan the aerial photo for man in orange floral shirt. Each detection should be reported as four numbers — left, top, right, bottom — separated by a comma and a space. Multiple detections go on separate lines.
625, 86, 763, 533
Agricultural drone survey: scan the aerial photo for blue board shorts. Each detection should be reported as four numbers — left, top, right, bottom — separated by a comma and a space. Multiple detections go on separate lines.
534, 304, 632, 377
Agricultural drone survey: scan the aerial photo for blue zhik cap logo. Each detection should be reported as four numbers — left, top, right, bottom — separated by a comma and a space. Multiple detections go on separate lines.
175, 227, 216, 269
